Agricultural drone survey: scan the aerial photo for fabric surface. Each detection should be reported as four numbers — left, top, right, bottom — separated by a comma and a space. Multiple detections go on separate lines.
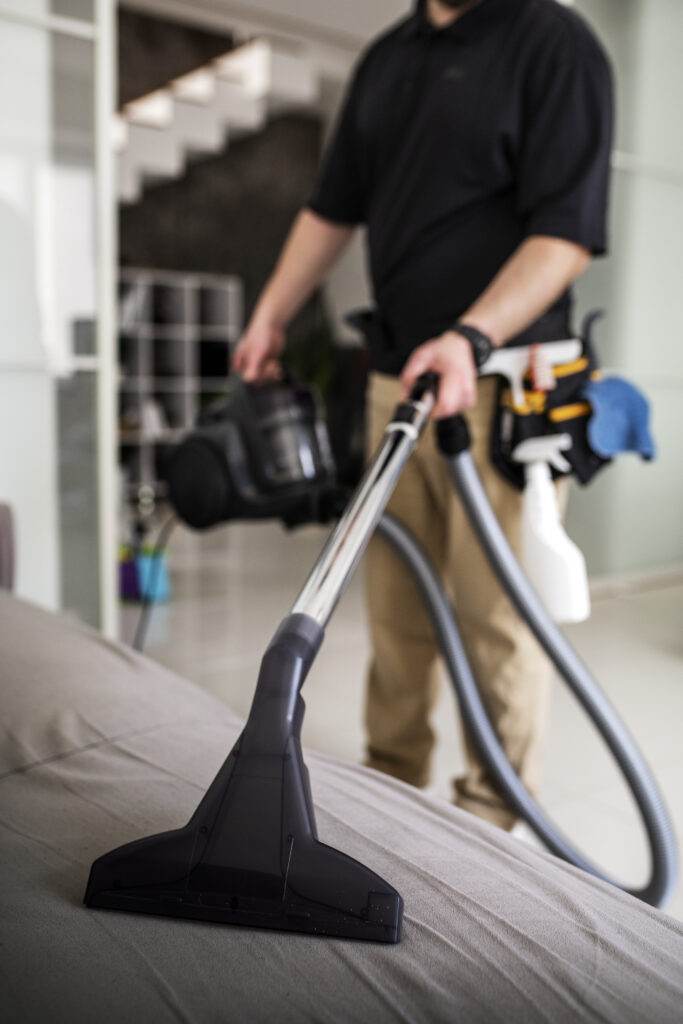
364, 372, 567, 830
583, 376, 656, 460
1, 592, 682, 1024
308, 0, 613, 362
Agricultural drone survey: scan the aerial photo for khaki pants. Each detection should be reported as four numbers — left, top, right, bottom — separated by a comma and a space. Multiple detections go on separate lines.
364, 372, 562, 830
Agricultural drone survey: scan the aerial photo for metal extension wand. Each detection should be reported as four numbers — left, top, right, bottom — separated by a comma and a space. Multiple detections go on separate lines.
293, 376, 435, 626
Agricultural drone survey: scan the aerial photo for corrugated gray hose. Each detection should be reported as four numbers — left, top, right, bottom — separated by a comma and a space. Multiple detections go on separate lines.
376, 434, 678, 907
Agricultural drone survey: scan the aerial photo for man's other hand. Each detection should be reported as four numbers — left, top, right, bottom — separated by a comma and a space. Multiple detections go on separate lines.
400, 331, 477, 418
232, 321, 286, 382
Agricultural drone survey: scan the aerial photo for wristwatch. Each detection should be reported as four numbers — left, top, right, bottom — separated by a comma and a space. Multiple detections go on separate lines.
450, 322, 493, 369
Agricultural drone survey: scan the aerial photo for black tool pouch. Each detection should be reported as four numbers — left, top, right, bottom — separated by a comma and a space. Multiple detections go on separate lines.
490, 312, 611, 491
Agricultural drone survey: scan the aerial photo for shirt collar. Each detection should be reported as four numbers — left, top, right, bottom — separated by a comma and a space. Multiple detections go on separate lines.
401, 0, 507, 41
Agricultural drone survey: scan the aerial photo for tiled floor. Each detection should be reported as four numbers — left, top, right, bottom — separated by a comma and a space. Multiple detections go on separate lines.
121, 519, 683, 921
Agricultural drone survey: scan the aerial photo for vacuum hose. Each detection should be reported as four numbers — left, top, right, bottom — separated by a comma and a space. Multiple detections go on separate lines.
377, 446, 678, 907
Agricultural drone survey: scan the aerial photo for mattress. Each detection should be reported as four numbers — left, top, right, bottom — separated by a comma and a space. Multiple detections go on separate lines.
1, 592, 682, 1023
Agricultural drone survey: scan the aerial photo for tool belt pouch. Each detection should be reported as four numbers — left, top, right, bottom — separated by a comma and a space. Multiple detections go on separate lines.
490, 318, 611, 491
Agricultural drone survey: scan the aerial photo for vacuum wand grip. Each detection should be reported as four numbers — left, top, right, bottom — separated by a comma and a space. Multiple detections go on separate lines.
292, 383, 436, 627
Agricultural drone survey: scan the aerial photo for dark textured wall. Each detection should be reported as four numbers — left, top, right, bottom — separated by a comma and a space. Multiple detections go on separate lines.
118, 7, 233, 106
119, 113, 326, 345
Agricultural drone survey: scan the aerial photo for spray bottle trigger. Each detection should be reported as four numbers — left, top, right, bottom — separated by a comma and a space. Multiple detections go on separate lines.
512, 434, 573, 474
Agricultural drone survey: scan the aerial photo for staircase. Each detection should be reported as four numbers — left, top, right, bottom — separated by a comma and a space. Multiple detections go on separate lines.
115, 38, 324, 205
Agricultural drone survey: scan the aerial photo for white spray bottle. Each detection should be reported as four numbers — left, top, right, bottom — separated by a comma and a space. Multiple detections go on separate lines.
512, 435, 591, 624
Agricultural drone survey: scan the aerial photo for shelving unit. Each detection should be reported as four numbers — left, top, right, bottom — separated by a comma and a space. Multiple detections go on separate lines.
118, 267, 244, 507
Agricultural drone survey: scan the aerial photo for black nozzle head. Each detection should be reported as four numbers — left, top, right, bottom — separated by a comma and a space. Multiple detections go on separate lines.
436, 414, 471, 457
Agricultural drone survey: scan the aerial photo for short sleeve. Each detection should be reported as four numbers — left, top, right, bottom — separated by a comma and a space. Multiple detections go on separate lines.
307, 66, 367, 226
516, 30, 614, 256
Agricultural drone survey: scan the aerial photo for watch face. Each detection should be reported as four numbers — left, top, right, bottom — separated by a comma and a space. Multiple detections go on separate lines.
475, 338, 492, 366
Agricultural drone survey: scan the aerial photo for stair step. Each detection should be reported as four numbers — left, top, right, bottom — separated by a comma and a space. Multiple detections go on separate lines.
125, 123, 185, 178
112, 114, 129, 153
215, 39, 318, 107
172, 66, 217, 105
172, 99, 227, 156
269, 47, 319, 106
125, 89, 175, 130
214, 79, 266, 132
118, 155, 142, 205
116, 35, 324, 203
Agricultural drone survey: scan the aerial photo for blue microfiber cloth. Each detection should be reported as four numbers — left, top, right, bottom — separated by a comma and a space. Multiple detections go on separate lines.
582, 376, 656, 461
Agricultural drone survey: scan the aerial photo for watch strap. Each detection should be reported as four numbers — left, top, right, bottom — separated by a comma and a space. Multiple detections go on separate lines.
452, 322, 493, 368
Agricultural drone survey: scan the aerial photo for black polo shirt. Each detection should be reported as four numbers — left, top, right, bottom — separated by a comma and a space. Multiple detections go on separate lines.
308, 0, 614, 373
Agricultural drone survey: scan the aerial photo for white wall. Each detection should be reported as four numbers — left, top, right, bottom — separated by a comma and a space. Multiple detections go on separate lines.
246, 0, 408, 38
238, 0, 410, 40
569, 0, 683, 575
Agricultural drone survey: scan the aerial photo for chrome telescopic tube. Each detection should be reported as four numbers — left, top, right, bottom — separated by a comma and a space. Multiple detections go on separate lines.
291, 380, 436, 627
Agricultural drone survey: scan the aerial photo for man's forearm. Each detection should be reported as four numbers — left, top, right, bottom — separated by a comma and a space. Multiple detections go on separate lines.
460, 235, 591, 347
401, 234, 592, 416
251, 209, 355, 329
234, 209, 354, 380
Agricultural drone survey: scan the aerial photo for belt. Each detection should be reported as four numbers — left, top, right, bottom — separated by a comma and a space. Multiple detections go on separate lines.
345, 304, 573, 377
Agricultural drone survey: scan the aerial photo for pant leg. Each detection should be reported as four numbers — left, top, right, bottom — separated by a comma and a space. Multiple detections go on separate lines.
447, 377, 565, 830
364, 372, 449, 787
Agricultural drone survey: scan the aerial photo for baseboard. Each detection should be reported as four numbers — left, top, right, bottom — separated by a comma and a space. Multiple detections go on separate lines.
589, 563, 683, 602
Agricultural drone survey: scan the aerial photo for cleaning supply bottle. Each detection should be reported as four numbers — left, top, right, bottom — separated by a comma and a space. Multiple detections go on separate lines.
513, 435, 591, 624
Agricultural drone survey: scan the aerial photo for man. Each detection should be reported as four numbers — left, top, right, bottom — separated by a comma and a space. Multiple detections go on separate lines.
234, 0, 613, 830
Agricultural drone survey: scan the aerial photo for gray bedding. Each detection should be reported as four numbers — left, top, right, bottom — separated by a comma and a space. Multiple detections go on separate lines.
1, 592, 682, 1024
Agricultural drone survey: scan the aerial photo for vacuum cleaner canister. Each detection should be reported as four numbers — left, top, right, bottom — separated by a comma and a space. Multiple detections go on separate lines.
166, 377, 336, 530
